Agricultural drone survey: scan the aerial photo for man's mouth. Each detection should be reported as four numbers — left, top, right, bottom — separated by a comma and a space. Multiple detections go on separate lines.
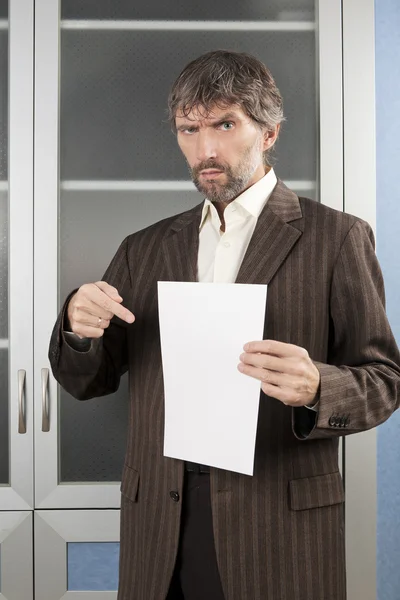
200, 169, 224, 179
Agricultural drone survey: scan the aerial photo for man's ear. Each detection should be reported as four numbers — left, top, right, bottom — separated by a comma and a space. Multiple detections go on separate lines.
263, 123, 280, 151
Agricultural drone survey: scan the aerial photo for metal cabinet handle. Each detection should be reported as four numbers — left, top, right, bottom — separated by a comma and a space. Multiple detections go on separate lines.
18, 369, 26, 434
41, 368, 50, 432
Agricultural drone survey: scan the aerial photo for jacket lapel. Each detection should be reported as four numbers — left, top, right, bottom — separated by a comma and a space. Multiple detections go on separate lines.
161, 202, 203, 282
235, 179, 303, 285
161, 180, 303, 285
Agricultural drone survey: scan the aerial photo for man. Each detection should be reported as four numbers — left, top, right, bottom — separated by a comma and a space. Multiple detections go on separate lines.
49, 50, 400, 600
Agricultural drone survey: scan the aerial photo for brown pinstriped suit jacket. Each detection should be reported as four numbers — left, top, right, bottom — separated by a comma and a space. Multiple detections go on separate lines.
49, 180, 400, 600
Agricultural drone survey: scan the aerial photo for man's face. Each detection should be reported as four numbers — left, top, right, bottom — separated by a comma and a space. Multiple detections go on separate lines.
175, 104, 278, 203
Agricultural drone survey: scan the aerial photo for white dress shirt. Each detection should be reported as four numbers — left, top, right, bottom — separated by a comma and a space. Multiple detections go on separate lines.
198, 169, 277, 283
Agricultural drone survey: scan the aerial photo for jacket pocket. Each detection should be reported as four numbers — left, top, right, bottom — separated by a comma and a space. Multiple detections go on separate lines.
289, 471, 344, 511
120, 464, 140, 502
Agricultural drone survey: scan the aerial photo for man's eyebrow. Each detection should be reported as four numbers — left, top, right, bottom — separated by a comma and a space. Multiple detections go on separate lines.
176, 112, 239, 132
176, 122, 197, 131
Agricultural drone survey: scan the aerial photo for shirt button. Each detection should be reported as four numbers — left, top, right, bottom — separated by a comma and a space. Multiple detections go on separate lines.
223, 242, 230, 248
169, 491, 180, 502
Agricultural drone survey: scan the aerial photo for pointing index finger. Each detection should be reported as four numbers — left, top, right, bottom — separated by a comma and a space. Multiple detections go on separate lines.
110, 300, 135, 324
93, 285, 135, 324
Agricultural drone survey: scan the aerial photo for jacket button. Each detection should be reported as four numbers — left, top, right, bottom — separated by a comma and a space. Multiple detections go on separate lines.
170, 491, 180, 502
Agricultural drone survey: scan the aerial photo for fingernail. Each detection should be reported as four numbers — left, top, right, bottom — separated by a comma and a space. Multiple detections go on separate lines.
126, 314, 135, 324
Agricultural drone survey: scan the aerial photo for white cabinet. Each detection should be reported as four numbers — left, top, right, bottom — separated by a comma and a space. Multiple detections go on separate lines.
0, 0, 377, 597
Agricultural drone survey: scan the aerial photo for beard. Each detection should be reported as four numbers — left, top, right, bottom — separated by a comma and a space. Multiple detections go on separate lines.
189, 142, 264, 203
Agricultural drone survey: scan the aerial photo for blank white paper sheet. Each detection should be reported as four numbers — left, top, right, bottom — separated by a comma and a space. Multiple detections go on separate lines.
158, 281, 267, 476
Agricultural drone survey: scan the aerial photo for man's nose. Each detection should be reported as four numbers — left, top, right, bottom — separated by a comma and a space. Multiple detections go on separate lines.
195, 131, 218, 162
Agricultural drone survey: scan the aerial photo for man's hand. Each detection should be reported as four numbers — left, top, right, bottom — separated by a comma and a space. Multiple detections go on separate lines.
67, 281, 135, 339
238, 340, 320, 407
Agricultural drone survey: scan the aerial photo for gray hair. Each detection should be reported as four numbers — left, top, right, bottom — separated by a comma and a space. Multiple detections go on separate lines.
167, 50, 285, 163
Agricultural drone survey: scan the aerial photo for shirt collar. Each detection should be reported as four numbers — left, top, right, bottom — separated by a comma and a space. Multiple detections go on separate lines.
199, 168, 277, 230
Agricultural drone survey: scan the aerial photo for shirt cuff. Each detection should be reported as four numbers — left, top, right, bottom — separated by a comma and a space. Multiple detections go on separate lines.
304, 399, 320, 412
63, 331, 92, 353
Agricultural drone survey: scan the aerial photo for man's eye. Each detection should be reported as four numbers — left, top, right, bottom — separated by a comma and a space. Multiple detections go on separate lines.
220, 122, 234, 130
184, 127, 197, 134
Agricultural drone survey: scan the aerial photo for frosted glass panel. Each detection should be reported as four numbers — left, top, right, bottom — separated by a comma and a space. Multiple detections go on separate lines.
60, 31, 316, 182
0, 194, 7, 344
58, 191, 199, 482
0, 349, 8, 485
59, 383, 129, 482
67, 542, 119, 591
0, 20, 9, 486
0, 31, 7, 180
62, 0, 315, 21
59, 190, 200, 301
59, 4, 319, 484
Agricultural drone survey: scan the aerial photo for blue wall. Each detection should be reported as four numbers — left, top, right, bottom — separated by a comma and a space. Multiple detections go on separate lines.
375, 1, 400, 599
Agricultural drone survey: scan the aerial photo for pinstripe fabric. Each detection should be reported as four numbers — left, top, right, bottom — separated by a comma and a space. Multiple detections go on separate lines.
49, 180, 400, 600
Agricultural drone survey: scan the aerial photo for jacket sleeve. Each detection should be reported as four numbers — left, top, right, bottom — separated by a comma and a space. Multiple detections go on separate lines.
48, 236, 132, 400
293, 220, 400, 440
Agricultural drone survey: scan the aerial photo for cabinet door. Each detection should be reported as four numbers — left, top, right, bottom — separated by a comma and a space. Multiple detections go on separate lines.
0, 0, 34, 511
34, 0, 344, 509
0, 512, 33, 600
341, 2, 378, 599
35, 510, 119, 600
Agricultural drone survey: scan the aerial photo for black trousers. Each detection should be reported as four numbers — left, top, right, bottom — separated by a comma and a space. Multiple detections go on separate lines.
166, 472, 225, 600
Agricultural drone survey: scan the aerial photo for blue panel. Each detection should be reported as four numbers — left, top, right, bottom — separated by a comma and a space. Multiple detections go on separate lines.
375, 1, 400, 599
67, 542, 120, 591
